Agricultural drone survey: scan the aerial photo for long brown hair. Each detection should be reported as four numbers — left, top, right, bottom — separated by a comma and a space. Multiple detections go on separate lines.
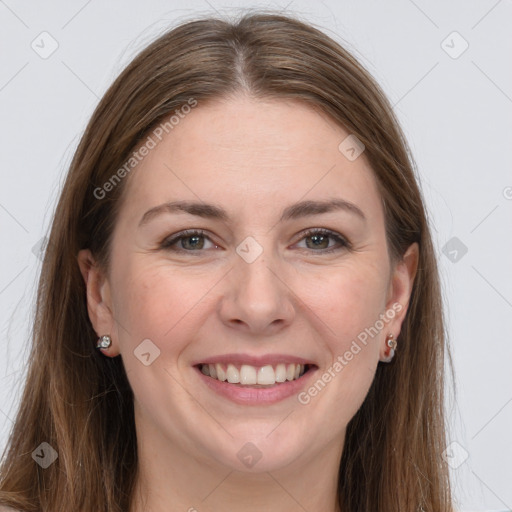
0, 12, 454, 511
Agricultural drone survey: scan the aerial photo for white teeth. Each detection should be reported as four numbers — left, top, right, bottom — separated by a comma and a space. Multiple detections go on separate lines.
200, 363, 307, 385
257, 365, 276, 385
226, 364, 240, 384
215, 363, 227, 381
275, 363, 287, 383
240, 364, 257, 385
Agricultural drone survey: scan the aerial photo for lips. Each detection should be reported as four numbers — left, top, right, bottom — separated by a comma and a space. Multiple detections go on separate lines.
192, 353, 318, 404
196, 366, 317, 405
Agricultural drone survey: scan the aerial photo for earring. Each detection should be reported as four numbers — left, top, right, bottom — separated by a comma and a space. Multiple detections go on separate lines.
382, 333, 397, 363
96, 335, 112, 349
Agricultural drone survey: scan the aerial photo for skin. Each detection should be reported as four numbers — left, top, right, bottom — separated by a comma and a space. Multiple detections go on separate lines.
78, 94, 418, 512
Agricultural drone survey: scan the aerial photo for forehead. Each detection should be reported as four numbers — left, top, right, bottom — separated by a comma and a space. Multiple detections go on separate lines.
118, 95, 382, 225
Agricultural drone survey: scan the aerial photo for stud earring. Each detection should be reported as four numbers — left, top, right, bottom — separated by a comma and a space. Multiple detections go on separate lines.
96, 335, 112, 349
382, 333, 397, 363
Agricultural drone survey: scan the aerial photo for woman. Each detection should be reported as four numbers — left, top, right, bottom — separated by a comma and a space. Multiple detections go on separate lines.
0, 11, 454, 511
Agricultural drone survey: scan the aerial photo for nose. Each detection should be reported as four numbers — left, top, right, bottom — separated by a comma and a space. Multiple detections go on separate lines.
218, 252, 296, 336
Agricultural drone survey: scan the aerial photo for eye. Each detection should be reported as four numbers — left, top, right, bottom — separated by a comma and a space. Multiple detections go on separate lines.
294, 229, 350, 253
160, 230, 218, 251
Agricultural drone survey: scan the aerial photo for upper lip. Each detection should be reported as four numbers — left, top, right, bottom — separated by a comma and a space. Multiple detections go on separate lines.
192, 353, 317, 367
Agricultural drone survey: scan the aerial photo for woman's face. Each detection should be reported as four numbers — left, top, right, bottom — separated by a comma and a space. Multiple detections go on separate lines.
80, 95, 416, 474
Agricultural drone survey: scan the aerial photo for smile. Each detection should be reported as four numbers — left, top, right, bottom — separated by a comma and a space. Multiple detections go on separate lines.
193, 355, 318, 405
199, 363, 308, 387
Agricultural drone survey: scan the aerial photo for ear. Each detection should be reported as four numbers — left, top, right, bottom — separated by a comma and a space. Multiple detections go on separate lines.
380, 242, 419, 360
77, 249, 119, 357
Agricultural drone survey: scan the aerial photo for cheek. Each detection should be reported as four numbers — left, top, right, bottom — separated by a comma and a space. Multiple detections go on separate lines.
109, 262, 220, 420
298, 259, 390, 348
110, 260, 218, 355
294, 265, 388, 424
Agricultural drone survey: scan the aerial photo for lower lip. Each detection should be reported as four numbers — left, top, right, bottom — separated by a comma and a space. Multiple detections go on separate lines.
195, 366, 317, 405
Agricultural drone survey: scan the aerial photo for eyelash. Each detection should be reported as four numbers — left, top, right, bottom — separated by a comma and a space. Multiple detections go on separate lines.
296, 228, 351, 253
160, 229, 211, 252
160, 228, 351, 254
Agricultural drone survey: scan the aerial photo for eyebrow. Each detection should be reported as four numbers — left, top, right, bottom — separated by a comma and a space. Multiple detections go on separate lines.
139, 200, 229, 227
138, 198, 366, 227
280, 198, 366, 222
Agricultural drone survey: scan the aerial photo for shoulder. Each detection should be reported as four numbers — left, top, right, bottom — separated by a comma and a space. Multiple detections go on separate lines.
0, 506, 22, 512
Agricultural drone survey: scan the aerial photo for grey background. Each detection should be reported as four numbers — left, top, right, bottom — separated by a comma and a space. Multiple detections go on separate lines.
1, 1, 511, 510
